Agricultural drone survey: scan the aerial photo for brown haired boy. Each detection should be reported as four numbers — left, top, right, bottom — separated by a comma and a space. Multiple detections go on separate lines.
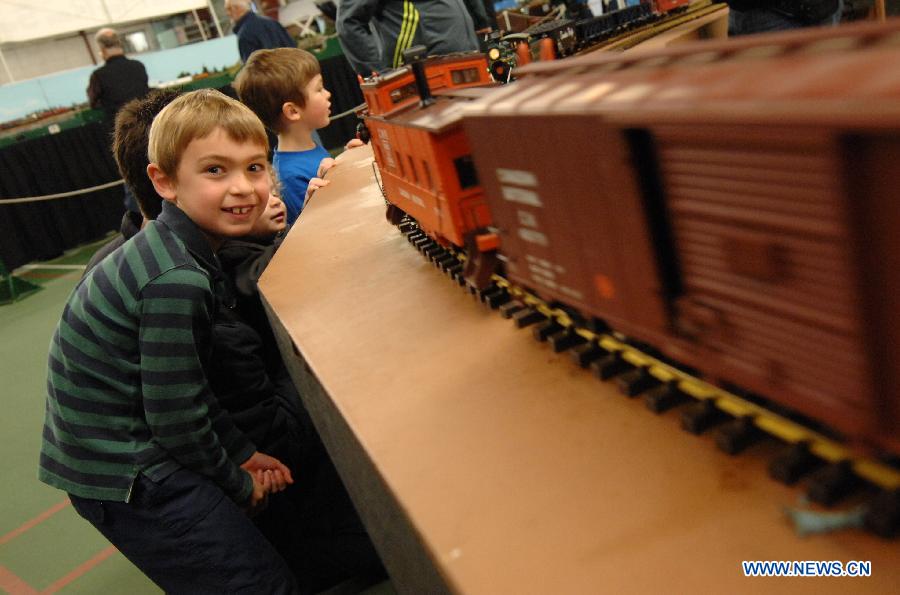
235, 47, 338, 224
39, 89, 299, 593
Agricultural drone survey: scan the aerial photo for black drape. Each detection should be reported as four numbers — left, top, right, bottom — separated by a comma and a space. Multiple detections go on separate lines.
0, 56, 363, 271
0, 122, 123, 271
318, 54, 364, 151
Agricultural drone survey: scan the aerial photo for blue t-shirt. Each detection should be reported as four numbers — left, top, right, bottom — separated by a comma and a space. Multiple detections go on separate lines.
273, 144, 330, 224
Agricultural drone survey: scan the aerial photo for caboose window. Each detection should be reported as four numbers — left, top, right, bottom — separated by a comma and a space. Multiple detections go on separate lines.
389, 83, 417, 104
454, 155, 479, 189
407, 155, 419, 185
423, 159, 435, 191
451, 68, 479, 85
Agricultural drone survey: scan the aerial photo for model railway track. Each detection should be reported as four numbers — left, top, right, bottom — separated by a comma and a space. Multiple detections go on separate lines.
575, 0, 724, 55
397, 217, 900, 538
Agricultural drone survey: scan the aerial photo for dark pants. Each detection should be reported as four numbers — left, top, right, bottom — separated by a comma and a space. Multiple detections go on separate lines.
729, 0, 843, 36
255, 410, 386, 593
69, 469, 299, 594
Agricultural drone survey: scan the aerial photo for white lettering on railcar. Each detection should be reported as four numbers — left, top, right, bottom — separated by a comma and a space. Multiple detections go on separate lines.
528, 263, 556, 280
502, 186, 543, 208
560, 286, 584, 300
518, 228, 548, 246
497, 168, 538, 187
525, 254, 565, 274
517, 210, 539, 228
533, 275, 558, 290
377, 129, 395, 168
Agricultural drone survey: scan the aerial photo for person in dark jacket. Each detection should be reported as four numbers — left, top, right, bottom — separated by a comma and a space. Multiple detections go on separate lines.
87, 28, 149, 120
87, 28, 150, 214
725, 0, 842, 36
213, 179, 385, 593
225, 0, 297, 62
83, 88, 181, 275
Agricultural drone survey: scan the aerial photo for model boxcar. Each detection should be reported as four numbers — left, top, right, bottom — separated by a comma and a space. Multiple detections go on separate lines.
462, 21, 900, 454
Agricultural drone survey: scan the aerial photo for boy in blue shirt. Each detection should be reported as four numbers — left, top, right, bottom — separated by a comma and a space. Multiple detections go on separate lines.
235, 47, 336, 224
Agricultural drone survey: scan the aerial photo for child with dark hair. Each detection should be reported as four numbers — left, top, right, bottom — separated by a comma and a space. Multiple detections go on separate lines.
84, 88, 181, 272
213, 173, 385, 592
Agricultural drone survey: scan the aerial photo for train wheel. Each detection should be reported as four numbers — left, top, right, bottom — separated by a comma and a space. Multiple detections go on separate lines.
386, 203, 406, 226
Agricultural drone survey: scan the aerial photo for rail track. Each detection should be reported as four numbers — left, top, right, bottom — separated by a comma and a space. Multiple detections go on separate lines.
396, 215, 900, 538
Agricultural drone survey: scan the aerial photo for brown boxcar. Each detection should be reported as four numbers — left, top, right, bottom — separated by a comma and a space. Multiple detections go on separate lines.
462, 21, 900, 454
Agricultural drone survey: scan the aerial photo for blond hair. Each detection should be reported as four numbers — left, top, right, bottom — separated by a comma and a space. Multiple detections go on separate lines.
234, 47, 321, 132
148, 89, 268, 178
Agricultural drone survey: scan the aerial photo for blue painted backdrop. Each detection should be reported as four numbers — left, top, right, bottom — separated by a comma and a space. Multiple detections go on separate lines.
0, 36, 240, 123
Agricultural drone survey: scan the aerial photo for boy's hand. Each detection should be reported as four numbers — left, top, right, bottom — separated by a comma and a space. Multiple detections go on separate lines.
245, 469, 270, 516
317, 157, 336, 178
345, 138, 365, 150
241, 451, 293, 492
305, 177, 330, 203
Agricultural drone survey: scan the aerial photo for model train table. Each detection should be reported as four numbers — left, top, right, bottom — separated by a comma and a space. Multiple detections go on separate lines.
259, 145, 899, 594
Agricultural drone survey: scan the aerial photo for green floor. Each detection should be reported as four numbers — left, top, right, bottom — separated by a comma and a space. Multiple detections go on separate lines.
0, 239, 392, 595
0, 237, 162, 594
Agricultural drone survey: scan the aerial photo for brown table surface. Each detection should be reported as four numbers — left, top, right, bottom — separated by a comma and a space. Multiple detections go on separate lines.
259, 145, 899, 594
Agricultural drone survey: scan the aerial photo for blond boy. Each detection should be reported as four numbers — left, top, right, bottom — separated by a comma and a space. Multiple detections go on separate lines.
40, 89, 299, 593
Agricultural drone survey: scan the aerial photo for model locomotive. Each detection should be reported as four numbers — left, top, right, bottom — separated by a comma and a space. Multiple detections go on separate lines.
359, 20, 900, 501
484, 0, 690, 80
523, 0, 689, 59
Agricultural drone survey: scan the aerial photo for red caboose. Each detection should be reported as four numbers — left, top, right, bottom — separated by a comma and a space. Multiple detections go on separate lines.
361, 52, 499, 285
463, 21, 900, 454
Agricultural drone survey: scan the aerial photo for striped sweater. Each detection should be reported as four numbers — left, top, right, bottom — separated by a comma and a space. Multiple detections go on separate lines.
39, 202, 254, 504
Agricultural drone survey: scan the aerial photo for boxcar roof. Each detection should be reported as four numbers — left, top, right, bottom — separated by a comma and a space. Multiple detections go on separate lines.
383, 87, 496, 133
515, 18, 900, 78
466, 20, 900, 126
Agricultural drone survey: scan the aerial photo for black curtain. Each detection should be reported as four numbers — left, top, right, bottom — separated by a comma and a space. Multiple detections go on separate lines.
0, 122, 124, 271
318, 54, 364, 151
0, 57, 364, 272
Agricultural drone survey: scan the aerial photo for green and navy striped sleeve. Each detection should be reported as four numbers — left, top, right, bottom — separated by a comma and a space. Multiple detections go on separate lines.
139, 265, 253, 504
39, 218, 253, 504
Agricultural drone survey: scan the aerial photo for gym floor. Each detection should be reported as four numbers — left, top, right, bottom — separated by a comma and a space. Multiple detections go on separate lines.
0, 236, 391, 595
0, 235, 162, 594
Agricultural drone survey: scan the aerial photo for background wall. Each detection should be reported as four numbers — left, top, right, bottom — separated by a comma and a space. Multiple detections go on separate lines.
0, 35, 240, 123
0, 37, 94, 85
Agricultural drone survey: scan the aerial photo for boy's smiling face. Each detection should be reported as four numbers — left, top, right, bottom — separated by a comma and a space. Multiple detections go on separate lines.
151, 127, 269, 247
